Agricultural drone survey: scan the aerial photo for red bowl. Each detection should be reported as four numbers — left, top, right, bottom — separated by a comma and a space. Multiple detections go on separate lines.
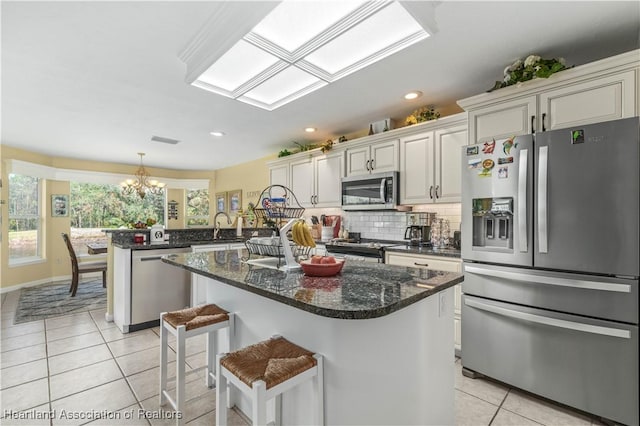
299, 258, 345, 277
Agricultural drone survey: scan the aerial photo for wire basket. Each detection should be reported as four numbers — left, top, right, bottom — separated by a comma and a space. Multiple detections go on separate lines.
244, 240, 312, 258
252, 185, 305, 221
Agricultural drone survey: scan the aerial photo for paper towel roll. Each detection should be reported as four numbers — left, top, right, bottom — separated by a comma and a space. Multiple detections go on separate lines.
321, 226, 333, 242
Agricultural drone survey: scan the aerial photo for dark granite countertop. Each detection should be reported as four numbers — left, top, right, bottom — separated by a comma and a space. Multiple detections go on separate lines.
112, 239, 245, 250
162, 249, 463, 320
384, 244, 461, 258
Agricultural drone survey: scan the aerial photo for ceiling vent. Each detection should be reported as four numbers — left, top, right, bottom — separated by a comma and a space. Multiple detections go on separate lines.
151, 136, 180, 145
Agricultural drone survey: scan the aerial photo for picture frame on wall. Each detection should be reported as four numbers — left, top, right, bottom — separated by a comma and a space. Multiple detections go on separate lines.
229, 190, 242, 215
215, 192, 228, 214
52, 194, 69, 217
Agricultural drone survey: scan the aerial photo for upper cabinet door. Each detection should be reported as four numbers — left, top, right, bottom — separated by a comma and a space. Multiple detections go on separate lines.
345, 139, 399, 176
289, 157, 314, 208
269, 163, 288, 188
345, 146, 370, 176
400, 132, 433, 205
469, 95, 537, 144
314, 151, 344, 208
539, 69, 637, 131
434, 125, 468, 203
370, 139, 399, 173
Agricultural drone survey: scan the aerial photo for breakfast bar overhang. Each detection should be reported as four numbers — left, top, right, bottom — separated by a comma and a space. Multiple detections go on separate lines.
163, 250, 464, 425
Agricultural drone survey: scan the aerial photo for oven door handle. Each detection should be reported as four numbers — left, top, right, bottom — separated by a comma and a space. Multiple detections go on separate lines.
380, 178, 386, 202
464, 265, 631, 293
465, 297, 630, 339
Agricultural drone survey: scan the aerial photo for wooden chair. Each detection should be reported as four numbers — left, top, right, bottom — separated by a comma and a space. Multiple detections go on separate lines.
61, 233, 107, 297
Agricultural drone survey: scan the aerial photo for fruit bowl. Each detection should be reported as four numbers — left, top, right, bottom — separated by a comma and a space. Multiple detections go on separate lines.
299, 258, 345, 277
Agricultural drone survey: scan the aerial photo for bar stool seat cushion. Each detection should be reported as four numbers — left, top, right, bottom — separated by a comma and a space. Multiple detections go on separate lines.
221, 336, 317, 390
163, 304, 229, 331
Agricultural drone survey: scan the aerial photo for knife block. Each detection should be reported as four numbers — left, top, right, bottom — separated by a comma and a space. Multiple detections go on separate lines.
311, 224, 321, 240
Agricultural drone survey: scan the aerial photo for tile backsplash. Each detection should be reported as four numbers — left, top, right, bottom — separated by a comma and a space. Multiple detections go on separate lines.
341, 203, 461, 242
302, 204, 461, 243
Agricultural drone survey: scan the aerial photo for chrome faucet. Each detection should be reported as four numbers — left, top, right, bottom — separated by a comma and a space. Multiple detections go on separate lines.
213, 211, 232, 240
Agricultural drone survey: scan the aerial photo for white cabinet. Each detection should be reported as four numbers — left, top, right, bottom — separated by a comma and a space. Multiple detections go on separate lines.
467, 96, 537, 144
269, 163, 289, 188
460, 50, 639, 144
400, 115, 467, 204
346, 139, 399, 176
271, 150, 344, 208
314, 151, 344, 207
385, 252, 462, 272
191, 243, 245, 306
538, 69, 637, 131
385, 251, 463, 354
290, 157, 314, 207
435, 125, 468, 203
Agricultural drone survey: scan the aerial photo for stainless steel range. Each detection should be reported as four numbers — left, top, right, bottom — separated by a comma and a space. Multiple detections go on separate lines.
325, 241, 398, 262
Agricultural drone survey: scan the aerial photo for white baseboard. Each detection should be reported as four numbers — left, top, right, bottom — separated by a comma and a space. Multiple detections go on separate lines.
0, 272, 104, 294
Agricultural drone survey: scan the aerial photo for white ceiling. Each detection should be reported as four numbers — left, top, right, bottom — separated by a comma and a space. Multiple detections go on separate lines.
2, 1, 639, 171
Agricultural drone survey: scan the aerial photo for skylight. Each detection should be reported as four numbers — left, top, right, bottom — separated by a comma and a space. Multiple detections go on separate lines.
189, 1, 430, 111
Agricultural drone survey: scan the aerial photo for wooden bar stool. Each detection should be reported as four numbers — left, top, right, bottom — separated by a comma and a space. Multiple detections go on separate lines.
159, 304, 234, 424
216, 335, 324, 426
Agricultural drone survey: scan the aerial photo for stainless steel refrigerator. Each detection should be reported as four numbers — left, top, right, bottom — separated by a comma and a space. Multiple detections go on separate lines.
460, 117, 638, 425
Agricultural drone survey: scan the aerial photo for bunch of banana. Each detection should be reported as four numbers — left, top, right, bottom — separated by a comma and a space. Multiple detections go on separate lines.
292, 220, 316, 248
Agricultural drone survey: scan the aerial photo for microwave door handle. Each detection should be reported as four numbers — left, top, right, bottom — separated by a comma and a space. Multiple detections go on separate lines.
380, 178, 386, 202
518, 148, 528, 252
538, 146, 549, 253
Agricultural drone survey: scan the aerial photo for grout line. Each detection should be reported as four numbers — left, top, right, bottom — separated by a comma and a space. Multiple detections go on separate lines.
43, 313, 54, 426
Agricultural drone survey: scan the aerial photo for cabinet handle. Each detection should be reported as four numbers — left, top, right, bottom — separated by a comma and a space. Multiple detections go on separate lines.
435, 185, 440, 198
531, 115, 536, 134
365, 160, 370, 171
370, 159, 375, 170
542, 113, 547, 132
414, 262, 429, 267
429, 186, 434, 199
314, 195, 318, 204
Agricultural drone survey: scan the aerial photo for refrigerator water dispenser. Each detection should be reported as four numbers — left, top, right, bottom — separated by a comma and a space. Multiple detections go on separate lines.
472, 197, 513, 250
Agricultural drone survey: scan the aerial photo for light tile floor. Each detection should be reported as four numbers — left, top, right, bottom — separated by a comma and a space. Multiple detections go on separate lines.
1, 289, 607, 425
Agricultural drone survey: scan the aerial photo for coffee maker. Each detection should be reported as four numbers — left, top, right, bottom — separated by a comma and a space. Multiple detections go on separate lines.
404, 212, 435, 246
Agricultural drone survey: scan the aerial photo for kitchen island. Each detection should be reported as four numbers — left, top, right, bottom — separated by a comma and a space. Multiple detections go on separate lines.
163, 250, 463, 425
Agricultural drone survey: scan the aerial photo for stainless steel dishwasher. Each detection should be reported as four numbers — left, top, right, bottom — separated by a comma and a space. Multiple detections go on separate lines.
131, 247, 191, 331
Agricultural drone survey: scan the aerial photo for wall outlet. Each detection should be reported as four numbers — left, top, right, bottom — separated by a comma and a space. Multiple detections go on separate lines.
438, 292, 446, 318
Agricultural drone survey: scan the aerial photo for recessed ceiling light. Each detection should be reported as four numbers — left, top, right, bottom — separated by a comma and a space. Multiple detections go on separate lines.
183, 1, 431, 111
305, 127, 317, 133
404, 91, 423, 100
210, 131, 225, 137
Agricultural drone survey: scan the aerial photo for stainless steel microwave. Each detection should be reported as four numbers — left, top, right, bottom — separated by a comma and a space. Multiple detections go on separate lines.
341, 171, 400, 210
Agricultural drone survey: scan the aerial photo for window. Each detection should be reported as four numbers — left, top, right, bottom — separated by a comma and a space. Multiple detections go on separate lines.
8, 174, 42, 264
186, 189, 210, 227
69, 182, 165, 255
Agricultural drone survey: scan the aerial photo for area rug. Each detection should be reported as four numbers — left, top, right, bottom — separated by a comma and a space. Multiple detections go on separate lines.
14, 279, 106, 324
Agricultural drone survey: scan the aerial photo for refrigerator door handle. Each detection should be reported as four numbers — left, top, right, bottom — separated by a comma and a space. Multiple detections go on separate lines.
538, 146, 549, 253
518, 149, 528, 252
464, 265, 632, 293
465, 297, 631, 339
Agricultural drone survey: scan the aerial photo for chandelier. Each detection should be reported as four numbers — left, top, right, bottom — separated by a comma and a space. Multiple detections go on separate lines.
121, 153, 165, 199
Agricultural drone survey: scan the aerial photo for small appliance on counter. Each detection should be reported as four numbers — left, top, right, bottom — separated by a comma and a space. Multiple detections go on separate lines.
404, 212, 436, 246
150, 224, 165, 244
453, 231, 461, 250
